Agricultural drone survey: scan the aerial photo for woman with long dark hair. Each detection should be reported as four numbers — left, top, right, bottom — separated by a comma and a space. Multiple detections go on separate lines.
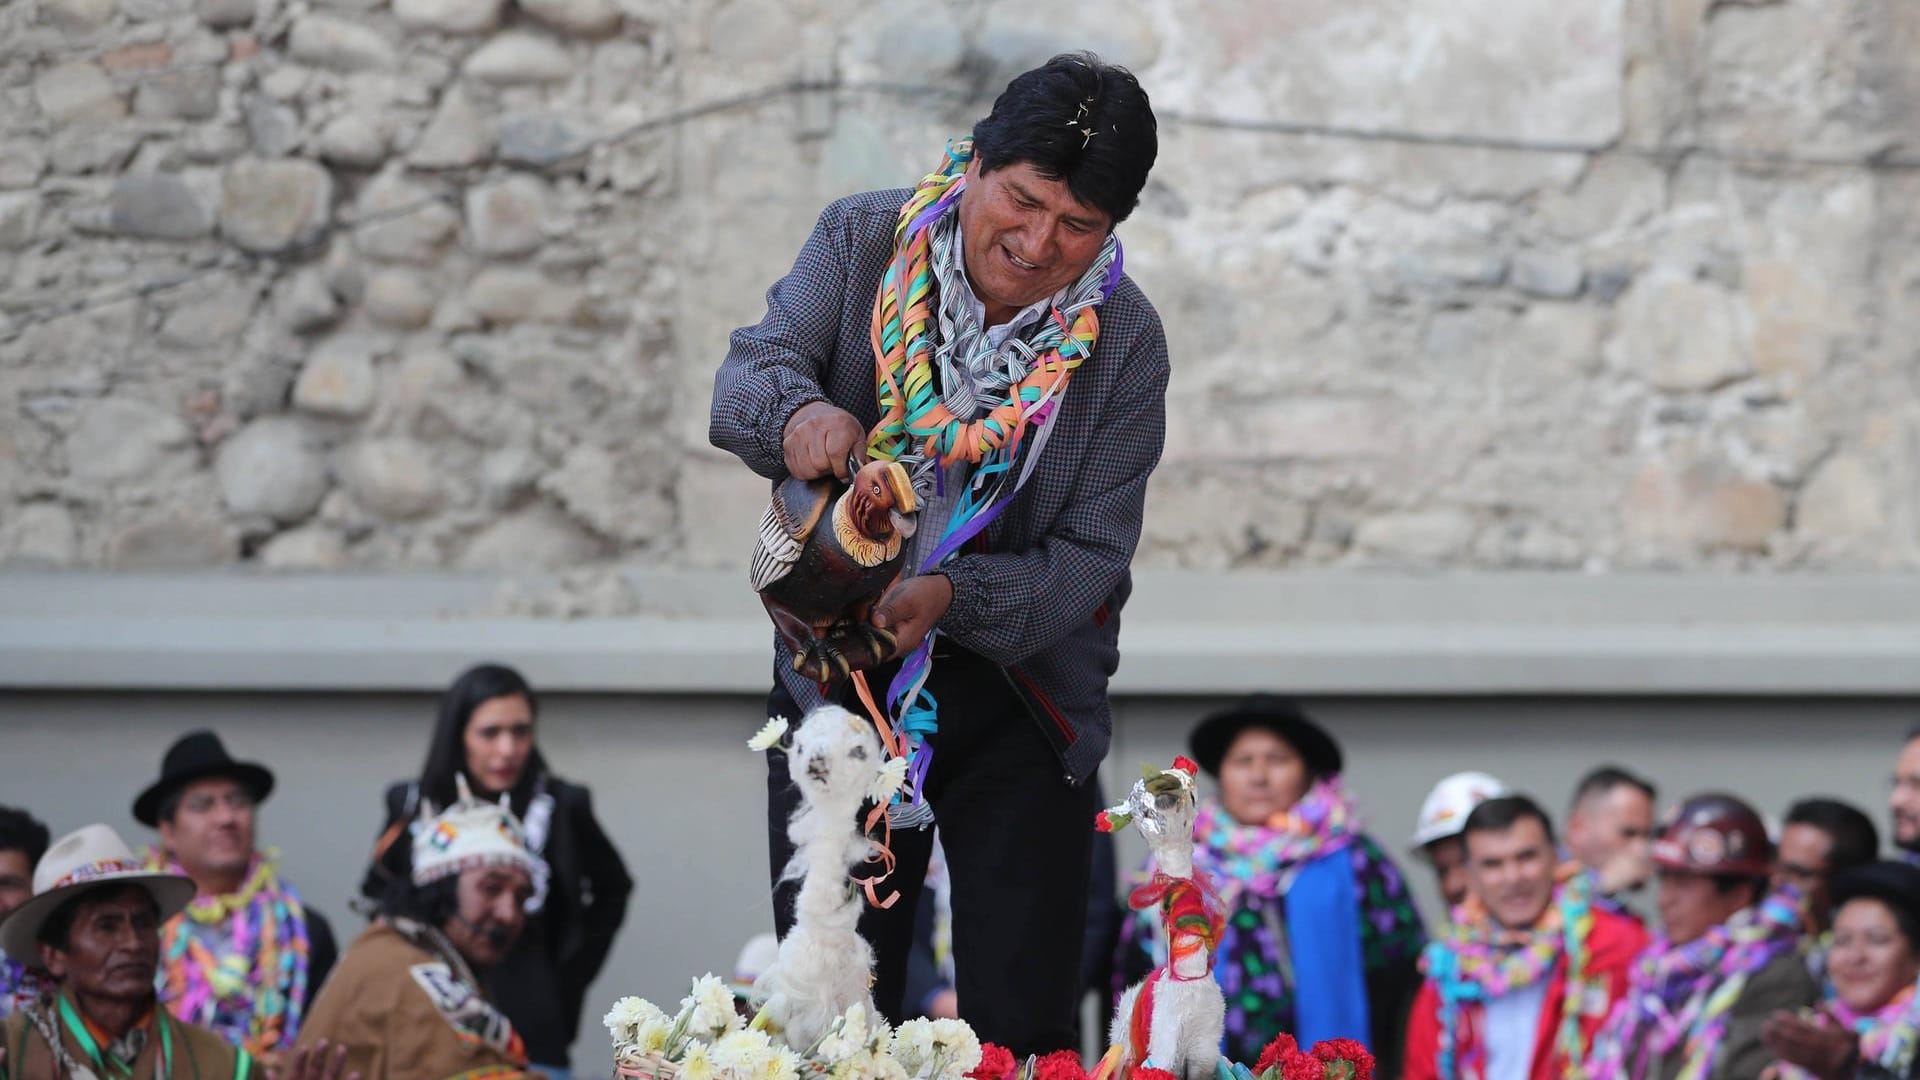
360, 663, 633, 1080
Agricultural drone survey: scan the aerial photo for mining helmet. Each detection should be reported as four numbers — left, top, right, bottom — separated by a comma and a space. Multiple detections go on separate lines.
1651, 792, 1774, 877
1410, 771, 1510, 852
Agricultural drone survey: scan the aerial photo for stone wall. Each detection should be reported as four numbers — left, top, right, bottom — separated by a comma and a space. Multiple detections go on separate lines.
2, 0, 1917, 576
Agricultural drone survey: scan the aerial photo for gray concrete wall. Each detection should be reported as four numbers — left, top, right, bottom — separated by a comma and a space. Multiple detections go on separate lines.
2, 687, 1910, 1074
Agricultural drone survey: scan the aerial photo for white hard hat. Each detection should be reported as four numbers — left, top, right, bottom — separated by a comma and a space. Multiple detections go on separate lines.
1409, 771, 1510, 852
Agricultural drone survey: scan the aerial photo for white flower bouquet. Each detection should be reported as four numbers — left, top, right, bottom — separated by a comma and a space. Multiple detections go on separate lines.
607, 974, 749, 1080
607, 984, 984, 1080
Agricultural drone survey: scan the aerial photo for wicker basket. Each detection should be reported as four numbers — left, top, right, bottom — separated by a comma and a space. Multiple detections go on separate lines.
615, 1053, 680, 1080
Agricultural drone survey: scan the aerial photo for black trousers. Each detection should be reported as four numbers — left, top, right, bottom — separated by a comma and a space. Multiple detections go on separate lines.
765, 648, 1095, 1057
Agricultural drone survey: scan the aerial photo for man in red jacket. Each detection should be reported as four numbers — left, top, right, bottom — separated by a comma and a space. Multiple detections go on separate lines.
1404, 796, 1648, 1080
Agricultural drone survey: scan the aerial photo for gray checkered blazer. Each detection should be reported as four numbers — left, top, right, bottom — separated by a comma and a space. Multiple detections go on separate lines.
709, 188, 1171, 783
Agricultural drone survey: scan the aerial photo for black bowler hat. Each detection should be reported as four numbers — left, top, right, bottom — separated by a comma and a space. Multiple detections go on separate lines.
132, 730, 276, 827
1833, 861, 1920, 943
1187, 694, 1344, 779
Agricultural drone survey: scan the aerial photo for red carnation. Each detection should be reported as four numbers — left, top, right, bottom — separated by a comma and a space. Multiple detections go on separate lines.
1035, 1050, 1087, 1080
1279, 1053, 1324, 1080
1134, 1069, 1179, 1080
1173, 756, 1199, 775
1095, 810, 1117, 833
970, 1045, 1017, 1080
1255, 1034, 1302, 1077
1308, 1040, 1374, 1080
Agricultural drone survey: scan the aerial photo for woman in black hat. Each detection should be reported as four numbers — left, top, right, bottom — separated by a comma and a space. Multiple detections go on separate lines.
1764, 861, 1920, 1080
358, 663, 633, 1080
1111, 695, 1426, 1071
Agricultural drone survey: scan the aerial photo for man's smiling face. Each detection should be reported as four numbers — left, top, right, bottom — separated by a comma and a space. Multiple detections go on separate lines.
956, 160, 1111, 325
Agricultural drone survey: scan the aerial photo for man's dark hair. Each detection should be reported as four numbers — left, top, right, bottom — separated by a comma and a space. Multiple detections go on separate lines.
0, 806, 50, 868
1464, 795, 1558, 850
1785, 798, 1881, 874
1571, 765, 1657, 810
380, 874, 461, 929
969, 52, 1157, 226
1905, 722, 1920, 745
37, 884, 158, 951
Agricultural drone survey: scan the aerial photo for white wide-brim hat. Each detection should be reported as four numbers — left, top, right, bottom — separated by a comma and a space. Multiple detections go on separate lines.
0, 824, 194, 959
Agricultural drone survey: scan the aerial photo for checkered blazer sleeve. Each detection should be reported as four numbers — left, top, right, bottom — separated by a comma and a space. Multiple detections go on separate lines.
937, 315, 1170, 665
708, 203, 851, 479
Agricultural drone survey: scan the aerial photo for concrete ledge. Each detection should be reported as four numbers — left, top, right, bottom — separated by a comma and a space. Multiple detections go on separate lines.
4, 570, 1920, 695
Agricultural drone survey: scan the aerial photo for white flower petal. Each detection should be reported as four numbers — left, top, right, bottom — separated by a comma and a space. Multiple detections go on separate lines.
682, 973, 742, 1038
868, 757, 909, 803
748, 716, 791, 752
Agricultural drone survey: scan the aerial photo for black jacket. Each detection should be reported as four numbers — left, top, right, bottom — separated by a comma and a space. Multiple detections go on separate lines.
358, 775, 634, 1068
306, 905, 339, 1000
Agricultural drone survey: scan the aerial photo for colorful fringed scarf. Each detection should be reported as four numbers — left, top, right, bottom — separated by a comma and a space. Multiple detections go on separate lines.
0, 949, 42, 1018
1773, 983, 1920, 1080
862, 138, 1124, 825
1842, 985, 1920, 1077
1190, 778, 1360, 901
1422, 868, 1597, 1080
143, 849, 312, 1054
1589, 887, 1803, 1080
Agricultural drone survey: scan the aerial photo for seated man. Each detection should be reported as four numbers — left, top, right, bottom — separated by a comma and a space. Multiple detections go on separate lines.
0, 824, 251, 1080
297, 781, 537, 1080
1589, 793, 1818, 1080
1405, 795, 1647, 1080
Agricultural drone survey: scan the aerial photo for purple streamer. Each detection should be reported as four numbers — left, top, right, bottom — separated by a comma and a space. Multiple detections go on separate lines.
915, 487, 1014, 576
904, 182, 965, 241
907, 745, 934, 797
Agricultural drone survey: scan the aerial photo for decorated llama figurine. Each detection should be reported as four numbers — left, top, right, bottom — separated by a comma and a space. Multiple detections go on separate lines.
1100, 757, 1225, 1080
750, 705, 899, 1048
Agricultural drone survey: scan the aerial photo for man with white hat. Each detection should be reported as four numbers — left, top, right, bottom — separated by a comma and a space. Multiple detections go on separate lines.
1410, 772, 1510, 916
0, 824, 252, 1080
294, 781, 537, 1080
